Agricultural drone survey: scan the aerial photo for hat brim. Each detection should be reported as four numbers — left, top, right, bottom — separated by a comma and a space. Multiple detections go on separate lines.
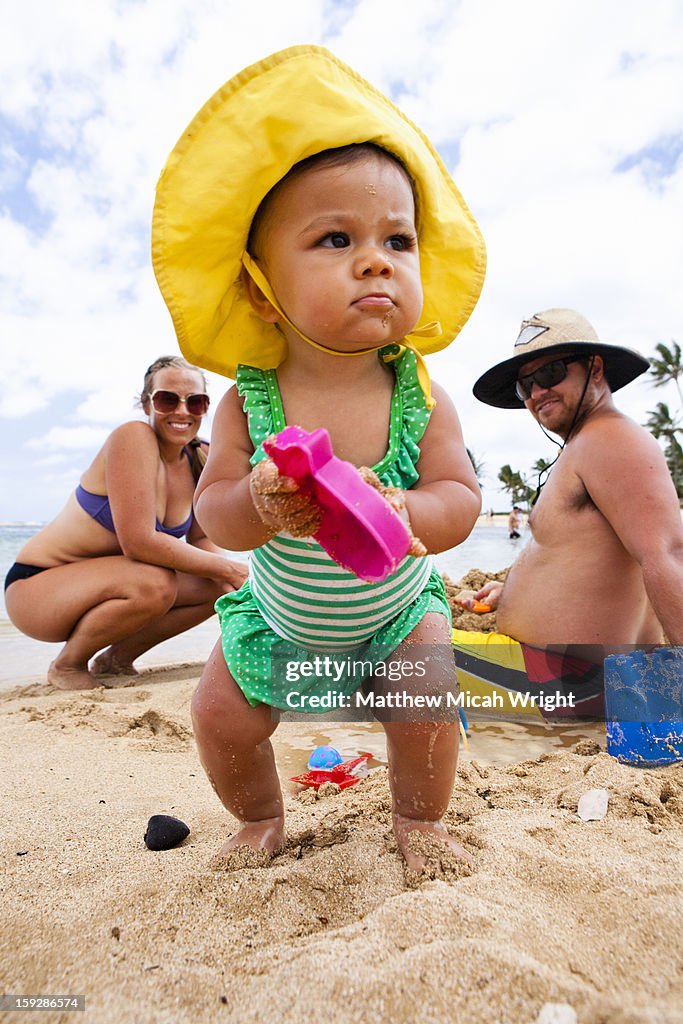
152, 45, 486, 379
472, 342, 651, 409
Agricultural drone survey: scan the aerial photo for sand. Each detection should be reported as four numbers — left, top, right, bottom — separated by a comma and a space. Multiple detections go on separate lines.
2, 659, 683, 1024
443, 567, 508, 632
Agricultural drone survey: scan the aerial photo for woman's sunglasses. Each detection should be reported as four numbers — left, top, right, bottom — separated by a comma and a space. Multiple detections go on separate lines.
515, 356, 586, 402
150, 390, 210, 416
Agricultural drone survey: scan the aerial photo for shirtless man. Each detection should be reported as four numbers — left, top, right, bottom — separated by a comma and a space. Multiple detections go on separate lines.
454, 308, 683, 695
507, 506, 523, 540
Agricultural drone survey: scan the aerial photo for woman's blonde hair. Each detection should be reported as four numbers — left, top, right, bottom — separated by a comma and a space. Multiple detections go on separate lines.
140, 356, 210, 483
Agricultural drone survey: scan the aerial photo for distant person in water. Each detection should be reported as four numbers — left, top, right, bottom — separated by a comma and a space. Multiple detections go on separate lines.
507, 506, 523, 539
455, 309, 683, 698
4, 356, 247, 691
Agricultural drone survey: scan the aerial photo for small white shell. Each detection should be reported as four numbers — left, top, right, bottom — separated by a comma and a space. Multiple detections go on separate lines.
577, 788, 609, 821
537, 1002, 578, 1024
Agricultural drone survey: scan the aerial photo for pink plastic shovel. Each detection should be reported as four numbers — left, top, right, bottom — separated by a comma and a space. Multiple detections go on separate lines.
262, 426, 411, 583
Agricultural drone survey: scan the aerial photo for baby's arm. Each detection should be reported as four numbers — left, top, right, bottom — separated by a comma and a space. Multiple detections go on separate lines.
403, 381, 481, 553
194, 387, 281, 551
358, 467, 427, 557
250, 459, 321, 537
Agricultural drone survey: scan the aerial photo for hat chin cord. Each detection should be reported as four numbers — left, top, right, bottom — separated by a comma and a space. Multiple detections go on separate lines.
531, 355, 595, 506
242, 252, 441, 409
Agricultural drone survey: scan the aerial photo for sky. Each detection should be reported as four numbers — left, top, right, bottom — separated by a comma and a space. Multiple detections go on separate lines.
1, 0, 682, 521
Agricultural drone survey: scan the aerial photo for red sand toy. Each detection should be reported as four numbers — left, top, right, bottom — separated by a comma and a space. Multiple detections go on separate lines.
290, 752, 373, 791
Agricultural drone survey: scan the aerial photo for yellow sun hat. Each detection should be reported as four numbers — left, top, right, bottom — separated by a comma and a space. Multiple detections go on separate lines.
152, 44, 486, 380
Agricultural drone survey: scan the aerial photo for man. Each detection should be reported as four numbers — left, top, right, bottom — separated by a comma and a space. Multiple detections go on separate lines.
507, 506, 523, 539
453, 308, 683, 715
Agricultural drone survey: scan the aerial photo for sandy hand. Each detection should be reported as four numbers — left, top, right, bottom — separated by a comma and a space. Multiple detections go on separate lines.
453, 590, 493, 614
358, 466, 427, 558
455, 580, 502, 612
250, 457, 321, 537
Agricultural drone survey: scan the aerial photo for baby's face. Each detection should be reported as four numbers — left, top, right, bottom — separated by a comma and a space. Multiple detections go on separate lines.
251, 152, 424, 352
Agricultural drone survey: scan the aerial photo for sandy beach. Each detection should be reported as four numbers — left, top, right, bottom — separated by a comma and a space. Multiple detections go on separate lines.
2, 659, 682, 1024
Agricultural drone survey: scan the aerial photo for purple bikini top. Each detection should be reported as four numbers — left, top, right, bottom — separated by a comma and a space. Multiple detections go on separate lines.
75, 447, 195, 539
75, 485, 193, 538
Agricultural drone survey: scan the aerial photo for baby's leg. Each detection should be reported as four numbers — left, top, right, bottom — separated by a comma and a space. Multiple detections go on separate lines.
191, 642, 284, 863
376, 612, 473, 876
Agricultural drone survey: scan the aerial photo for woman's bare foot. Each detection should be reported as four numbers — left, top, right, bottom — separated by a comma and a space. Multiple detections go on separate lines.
90, 648, 139, 676
47, 661, 101, 691
209, 816, 285, 871
392, 812, 474, 882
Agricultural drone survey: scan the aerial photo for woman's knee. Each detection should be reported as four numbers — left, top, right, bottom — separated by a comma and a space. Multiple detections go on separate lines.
129, 565, 177, 613
5, 590, 60, 641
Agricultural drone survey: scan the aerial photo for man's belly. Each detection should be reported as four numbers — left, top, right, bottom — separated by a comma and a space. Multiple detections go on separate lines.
497, 546, 663, 647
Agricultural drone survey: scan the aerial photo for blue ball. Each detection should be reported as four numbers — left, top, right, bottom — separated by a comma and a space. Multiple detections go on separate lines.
308, 745, 343, 770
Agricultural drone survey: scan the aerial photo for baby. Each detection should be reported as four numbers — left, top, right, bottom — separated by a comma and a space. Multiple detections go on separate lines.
152, 46, 486, 876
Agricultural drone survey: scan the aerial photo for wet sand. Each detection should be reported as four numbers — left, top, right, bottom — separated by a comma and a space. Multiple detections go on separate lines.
2, 665, 682, 1024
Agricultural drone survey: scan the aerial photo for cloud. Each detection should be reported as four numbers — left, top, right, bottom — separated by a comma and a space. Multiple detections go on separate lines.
2, 0, 683, 519
25, 425, 111, 451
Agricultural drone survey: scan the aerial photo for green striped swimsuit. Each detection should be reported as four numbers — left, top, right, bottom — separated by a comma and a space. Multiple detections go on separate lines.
215, 346, 451, 711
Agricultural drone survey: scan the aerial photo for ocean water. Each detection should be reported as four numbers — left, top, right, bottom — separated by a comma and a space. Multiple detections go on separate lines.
0, 521, 525, 688
1, 522, 606, 761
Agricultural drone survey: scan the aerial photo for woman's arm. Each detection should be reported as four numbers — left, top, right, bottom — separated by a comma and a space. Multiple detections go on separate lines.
403, 382, 481, 553
185, 517, 249, 589
105, 422, 244, 584
194, 387, 279, 550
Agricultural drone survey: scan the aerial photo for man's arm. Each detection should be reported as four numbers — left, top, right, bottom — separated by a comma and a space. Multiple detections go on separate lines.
578, 413, 683, 644
456, 579, 504, 611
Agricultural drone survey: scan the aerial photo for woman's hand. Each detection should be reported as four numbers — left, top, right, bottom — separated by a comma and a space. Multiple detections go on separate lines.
222, 559, 249, 591
249, 458, 321, 537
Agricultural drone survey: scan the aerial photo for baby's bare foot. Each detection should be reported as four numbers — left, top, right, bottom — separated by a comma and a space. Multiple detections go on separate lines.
48, 661, 101, 691
209, 816, 285, 872
392, 812, 474, 886
90, 649, 139, 676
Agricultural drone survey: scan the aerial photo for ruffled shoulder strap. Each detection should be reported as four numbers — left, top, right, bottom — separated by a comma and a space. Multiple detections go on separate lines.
374, 345, 432, 489
236, 365, 286, 465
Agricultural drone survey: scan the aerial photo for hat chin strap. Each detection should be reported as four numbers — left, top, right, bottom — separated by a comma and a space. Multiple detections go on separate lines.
241, 252, 440, 410
530, 355, 596, 506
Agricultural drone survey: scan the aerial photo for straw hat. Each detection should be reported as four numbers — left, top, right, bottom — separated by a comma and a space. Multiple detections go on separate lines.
473, 308, 650, 409
152, 45, 486, 379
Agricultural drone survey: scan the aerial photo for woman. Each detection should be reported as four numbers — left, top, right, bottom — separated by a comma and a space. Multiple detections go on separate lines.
5, 356, 247, 690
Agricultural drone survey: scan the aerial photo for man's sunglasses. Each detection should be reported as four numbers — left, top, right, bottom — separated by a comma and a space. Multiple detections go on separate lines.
515, 356, 586, 402
150, 390, 210, 416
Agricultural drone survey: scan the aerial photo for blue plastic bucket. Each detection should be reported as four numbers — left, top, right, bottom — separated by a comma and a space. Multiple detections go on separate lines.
604, 648, 683, 767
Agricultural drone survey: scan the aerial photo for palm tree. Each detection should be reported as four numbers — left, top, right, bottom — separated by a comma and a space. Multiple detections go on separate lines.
650, 341, 683, 405
646, 342, 683, 501
525, 455, 556, 499
497, 464, 533, 508
645, 401, 681, 439
646, 402, 683, 500
466, 447, 485, 484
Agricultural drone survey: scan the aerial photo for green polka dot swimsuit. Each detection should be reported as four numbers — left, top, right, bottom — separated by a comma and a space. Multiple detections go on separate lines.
216, 346, 451, 711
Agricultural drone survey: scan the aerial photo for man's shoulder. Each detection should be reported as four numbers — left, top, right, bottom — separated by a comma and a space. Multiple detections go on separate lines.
567, 405, 672, 496
572, 406, 656, 451
541, 407, 663, 512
